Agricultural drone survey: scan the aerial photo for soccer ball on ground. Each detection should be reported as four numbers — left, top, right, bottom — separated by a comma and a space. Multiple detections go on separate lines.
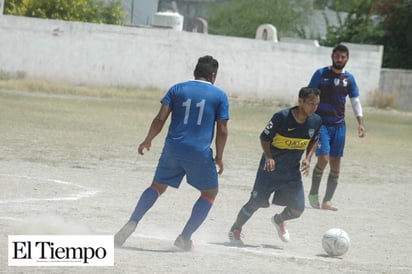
322, 228, 350, 256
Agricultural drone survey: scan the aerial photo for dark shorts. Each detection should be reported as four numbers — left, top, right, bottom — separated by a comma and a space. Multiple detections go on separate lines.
153, 150, 218, 191
248, 160, 305, 211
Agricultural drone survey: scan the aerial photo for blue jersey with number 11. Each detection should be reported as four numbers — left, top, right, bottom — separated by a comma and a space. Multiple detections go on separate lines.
161, 80, 229, 161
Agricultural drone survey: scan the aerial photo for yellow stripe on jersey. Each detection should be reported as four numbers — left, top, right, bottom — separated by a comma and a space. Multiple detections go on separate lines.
272, 133, 310, 150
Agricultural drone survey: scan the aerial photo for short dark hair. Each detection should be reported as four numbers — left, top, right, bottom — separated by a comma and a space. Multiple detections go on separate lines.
333, 44, 349, 56
299, 87, 321, 99
194, 55, 219, 79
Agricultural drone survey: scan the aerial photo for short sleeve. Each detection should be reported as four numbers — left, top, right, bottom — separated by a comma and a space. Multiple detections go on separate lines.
260, 112, 283, 142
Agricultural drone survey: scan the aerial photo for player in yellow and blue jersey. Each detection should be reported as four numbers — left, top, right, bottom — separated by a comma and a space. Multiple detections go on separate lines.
307, 44, 365, 211
228, 87, 321, 245
114, 55, 229, 251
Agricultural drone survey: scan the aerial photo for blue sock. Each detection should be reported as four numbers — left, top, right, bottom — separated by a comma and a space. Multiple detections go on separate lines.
181, 196, 213, 240
129, 187, 159, 223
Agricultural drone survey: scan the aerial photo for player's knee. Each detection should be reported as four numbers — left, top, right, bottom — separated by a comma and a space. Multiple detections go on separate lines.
316, 156, 329, 169
200, 188, 218, 201
247, 197, 268, 209
150, 182, 168, 195
244, 202, 259, 214
317, 161, 328, 170
290, 208, 303, 217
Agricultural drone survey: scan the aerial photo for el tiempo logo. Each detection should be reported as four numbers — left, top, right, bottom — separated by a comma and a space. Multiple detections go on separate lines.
8, 235, 114, 266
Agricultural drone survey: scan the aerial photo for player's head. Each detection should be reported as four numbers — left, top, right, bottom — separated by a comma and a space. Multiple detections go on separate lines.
194, 55, 219, 84
298, 87, 320, 116
331, 44, 349, 70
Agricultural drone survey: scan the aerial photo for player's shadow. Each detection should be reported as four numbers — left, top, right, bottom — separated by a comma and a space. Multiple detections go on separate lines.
117, 245, 180, 253
316, 253, 344, 260
209, 242, 283, 250
209, 241, 258, 248
261, 244, 283, 250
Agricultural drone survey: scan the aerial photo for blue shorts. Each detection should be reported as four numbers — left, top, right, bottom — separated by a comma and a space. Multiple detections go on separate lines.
248, 158, 305, 211
316, 124, 346, 157
153, 151, 218, 191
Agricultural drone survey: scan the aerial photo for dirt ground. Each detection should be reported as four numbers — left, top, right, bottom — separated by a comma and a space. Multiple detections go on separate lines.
1, 89, 411, 273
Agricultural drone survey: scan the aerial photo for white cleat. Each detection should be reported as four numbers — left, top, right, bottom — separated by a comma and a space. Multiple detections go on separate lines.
114, 221, 137, 247
228, 229, 244, 246
271, 215, 290, 243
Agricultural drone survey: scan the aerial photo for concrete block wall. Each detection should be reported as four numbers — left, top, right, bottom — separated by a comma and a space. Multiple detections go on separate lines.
0, 15, 384, 104
380, 68, 412, 110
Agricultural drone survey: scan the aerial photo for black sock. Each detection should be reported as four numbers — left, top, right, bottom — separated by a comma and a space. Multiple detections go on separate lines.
310, 165, 323, 195
323, 170, 339, 203
275, 207, 298, 224
231, 203, 257, 231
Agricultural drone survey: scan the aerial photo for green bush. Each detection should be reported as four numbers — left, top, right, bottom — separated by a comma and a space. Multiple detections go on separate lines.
4, 0, 126, 25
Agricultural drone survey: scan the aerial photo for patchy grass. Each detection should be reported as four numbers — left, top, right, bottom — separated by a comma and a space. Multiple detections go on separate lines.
0, 78, 164, 100
1, 79, 411, 172
0, 70, 27, 80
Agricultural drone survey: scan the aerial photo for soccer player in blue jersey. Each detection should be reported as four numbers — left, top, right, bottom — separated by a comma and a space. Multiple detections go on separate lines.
114, 55, 229, 251
307, 44, 365, 211
228, 87, 321, 245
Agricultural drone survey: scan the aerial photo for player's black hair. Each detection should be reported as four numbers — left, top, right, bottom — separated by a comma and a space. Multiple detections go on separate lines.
333, 44, 349, 56
299, 87, 321, 99
194, 55, 219, 79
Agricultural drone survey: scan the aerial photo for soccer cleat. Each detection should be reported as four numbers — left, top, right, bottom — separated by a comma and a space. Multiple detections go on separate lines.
322, 201, 338, 211
308, 194, 320, 209
228, 228, 244, 246
174, 235, 193, 251
114, 221, 137, 247
272, 215, 290, 242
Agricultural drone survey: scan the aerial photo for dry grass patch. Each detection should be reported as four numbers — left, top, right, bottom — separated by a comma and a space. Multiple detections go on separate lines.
0, 78, 163, 100
369, 89, 398, 109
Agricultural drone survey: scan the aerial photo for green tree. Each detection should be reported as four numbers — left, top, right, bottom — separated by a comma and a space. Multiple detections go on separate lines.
321, 0, 412, 69
372, 0, 412, 69
4, 0, 126, 25
321, 0, 383, 46
314, 0, 366, 12
206, 0, 314, 39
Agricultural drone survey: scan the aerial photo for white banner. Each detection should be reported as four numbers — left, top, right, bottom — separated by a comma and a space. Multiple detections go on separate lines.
8, 235, 114, 266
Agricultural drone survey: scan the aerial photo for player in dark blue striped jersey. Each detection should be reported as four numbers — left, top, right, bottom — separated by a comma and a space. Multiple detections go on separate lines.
308, 44, 365, 211
228, 87, 321, 245
114, 56, 229, 251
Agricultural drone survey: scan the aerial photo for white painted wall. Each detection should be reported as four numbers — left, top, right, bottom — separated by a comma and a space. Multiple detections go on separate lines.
0, 0, 4, 15
0, 15, 383, 103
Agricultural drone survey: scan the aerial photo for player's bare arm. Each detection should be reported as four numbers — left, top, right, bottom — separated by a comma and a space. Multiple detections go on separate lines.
215, 119, 228, 175
301, 140, 318, 176
357, 116, 366, 138
260, 140, 275, 171
138, 103, 171, 155
350, 96, 365, 138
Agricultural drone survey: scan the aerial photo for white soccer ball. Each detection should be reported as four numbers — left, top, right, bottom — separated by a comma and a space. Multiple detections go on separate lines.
322, 228, 350, 256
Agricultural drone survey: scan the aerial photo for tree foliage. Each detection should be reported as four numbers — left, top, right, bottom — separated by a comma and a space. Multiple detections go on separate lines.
321, 0, 384, 46
314, 0, 366, 12
206, 0, 314, 39
372, 0, 412, 69
321, 0, 412, 69
4, 0, 127, 25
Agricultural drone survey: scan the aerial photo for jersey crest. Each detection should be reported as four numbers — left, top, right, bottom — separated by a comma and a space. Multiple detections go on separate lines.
334, 78, 348, 87
308, 128, 315, 138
